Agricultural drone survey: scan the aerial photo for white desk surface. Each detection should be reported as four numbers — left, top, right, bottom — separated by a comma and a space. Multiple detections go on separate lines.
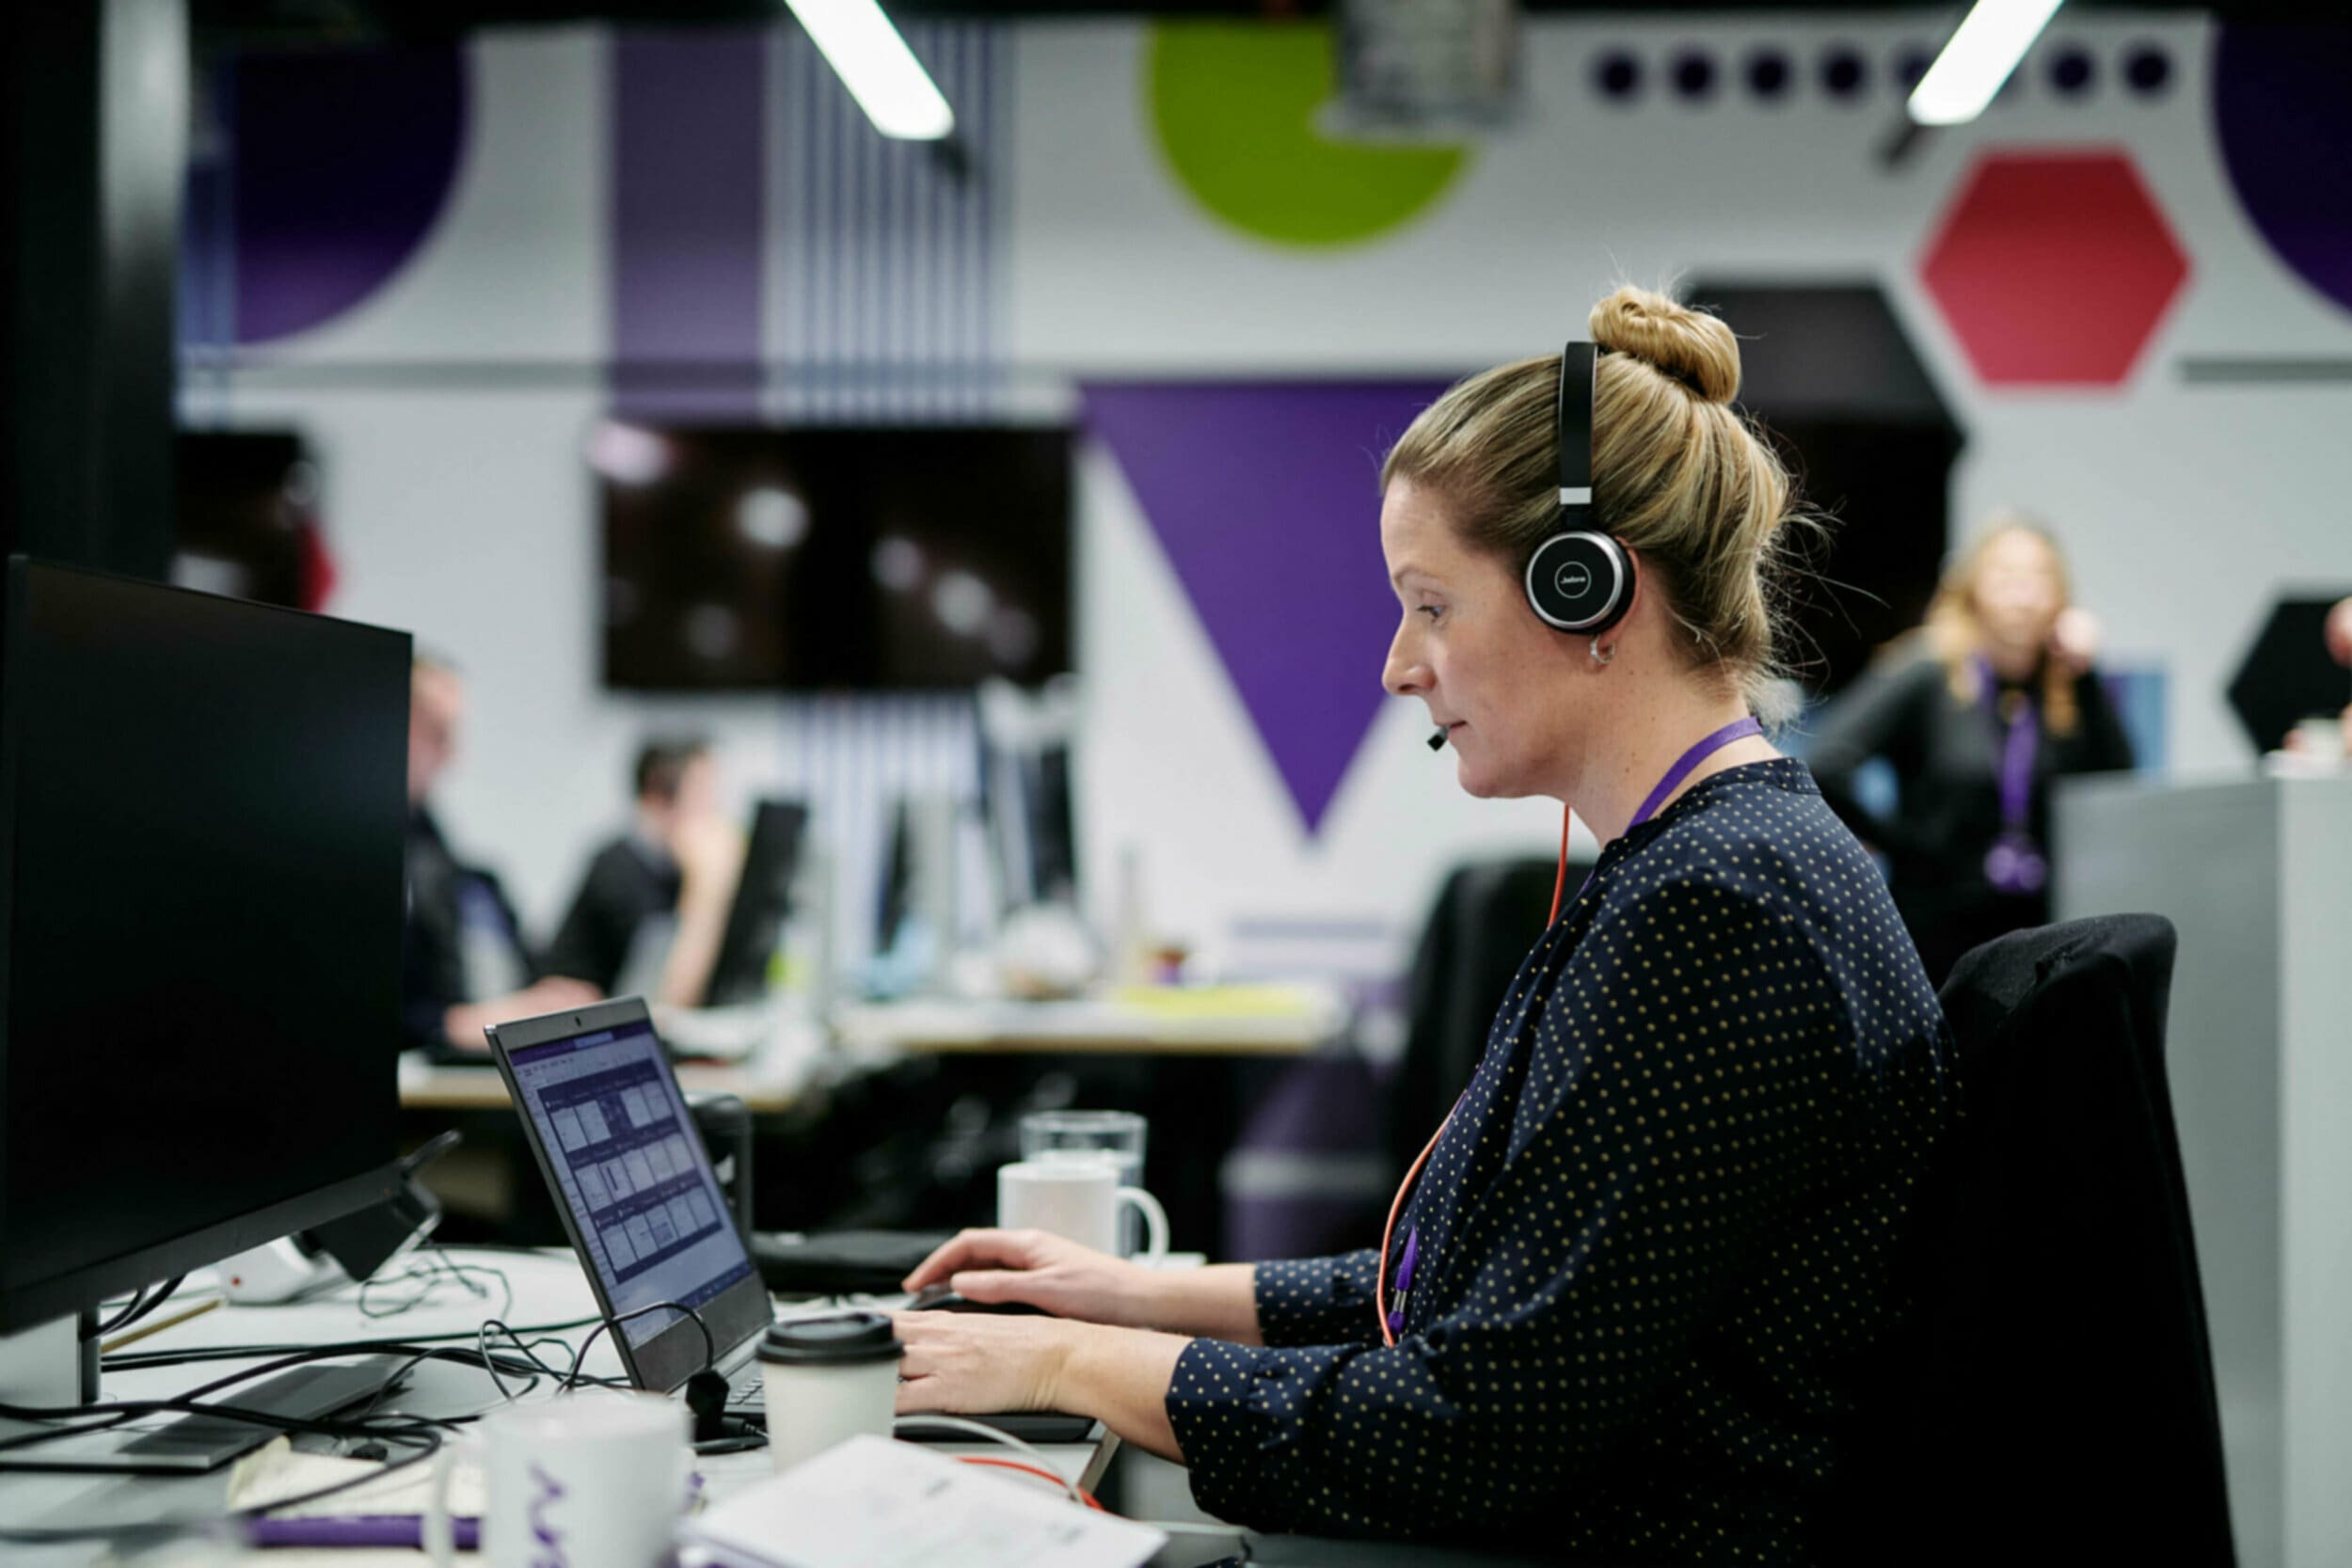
0, 1247, 1114, 1568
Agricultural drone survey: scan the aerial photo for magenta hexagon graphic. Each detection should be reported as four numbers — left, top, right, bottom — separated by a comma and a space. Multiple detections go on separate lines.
1919, 150, 2190, 387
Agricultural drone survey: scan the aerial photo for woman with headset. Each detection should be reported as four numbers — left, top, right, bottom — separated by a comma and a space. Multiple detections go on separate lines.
892, 288, 1958, 1565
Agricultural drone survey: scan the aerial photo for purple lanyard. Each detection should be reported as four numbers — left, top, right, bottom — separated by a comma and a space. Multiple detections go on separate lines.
1628, 716, 1763, 831
1974, 657, 2039, 832
1383, 713, 1763, 1335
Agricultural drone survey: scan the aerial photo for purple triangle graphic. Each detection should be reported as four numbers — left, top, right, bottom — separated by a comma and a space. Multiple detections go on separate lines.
1084, 380, 1454, 834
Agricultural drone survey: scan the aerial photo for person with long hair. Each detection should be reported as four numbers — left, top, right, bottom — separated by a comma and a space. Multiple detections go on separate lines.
883, 288, 1957, 1565
1806, 515, 2136, 984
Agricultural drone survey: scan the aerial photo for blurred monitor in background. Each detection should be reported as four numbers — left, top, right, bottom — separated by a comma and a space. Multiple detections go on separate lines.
596, 423, 1071, 692
702, 800, 810, 1008
977, 677, 1081, 914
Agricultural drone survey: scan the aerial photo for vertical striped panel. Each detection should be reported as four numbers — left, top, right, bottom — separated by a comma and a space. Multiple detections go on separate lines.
755, 21, 1009, 974
766, 21, 1003, 420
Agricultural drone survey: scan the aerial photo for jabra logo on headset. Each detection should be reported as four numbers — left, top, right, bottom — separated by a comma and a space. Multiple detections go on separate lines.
1553, 562, 1593, 600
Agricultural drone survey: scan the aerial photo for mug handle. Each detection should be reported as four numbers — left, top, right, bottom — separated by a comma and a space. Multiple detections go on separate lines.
421, 1436, 466, 1568
1117, 1187, 1168, 1260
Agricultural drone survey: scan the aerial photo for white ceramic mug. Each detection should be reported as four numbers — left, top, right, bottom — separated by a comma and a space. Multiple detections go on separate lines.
1020, 1110, 1150, 1257
424, 1394, 690, 1568
996, 1157, 1168, 1259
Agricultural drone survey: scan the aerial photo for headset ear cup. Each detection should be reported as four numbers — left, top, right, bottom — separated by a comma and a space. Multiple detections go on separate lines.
1525, 531, 1634, 634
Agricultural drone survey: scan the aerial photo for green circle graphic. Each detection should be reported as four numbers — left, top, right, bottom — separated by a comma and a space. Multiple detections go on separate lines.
1146, 22, 1471, 249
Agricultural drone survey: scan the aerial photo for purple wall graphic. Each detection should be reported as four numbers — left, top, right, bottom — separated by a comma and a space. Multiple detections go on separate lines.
2215, 24, 2352, 317
204, 45, 469, 345
612, 29, 768, 416
1083, 381, 1453, 835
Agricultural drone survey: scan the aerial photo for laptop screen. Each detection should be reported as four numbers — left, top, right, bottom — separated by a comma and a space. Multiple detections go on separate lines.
502, 1019, 755, 1346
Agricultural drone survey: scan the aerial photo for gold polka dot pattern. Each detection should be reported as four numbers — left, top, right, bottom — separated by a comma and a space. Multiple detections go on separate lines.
1165, 759, 1958, 1563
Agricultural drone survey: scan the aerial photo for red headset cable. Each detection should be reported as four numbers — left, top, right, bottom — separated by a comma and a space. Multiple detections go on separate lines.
955, 1456, 1105, 1510
1549, 803, 1572, 926
1382, 805, 1572, 1348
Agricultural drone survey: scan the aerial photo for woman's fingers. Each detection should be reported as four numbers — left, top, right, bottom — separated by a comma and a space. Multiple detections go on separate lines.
901, 1227, 1042, 1291
948, 1268, 1045, 1304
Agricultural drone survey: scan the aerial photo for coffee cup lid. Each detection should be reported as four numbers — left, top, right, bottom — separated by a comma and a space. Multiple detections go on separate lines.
758, 1310, 904, 1367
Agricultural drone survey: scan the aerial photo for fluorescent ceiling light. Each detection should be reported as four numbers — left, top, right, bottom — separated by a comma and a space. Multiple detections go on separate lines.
786, 0, 955, 141
1908, 0, 2065, 126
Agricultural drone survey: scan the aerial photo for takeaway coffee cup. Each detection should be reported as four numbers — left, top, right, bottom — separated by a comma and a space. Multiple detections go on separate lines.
757, 1310, 904, 1473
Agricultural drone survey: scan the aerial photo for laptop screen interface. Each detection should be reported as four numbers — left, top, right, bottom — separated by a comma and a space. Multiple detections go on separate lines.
504, 1021, 754, 1346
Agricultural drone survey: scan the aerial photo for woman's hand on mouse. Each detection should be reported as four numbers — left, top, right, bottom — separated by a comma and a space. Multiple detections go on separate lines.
901, 1228, 1152, 1326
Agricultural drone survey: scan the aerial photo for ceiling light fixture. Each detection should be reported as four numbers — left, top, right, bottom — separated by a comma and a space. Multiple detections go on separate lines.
786, 0, 955, 141
1908, 0, 2064, 126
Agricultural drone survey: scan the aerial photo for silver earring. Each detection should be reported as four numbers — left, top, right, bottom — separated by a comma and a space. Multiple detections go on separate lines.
1590, 639, 1615, 667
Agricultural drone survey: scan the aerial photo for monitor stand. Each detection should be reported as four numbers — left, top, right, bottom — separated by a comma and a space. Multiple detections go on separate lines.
0, 1313, 83, 1408
0, 1310, 407, 1475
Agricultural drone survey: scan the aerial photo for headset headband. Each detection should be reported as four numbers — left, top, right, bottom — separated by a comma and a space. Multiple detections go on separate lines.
1555, 341, 1597, 522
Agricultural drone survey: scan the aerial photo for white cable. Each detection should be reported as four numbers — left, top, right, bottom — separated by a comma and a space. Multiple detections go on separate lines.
889, 1414, 1086, 1507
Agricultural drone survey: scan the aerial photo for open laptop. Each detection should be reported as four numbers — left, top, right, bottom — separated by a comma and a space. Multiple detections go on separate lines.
485, 998, 1089, 1441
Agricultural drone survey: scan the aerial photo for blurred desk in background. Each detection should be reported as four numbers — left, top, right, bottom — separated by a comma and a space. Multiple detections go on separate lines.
396, 1058, 806, 1115
834, 982, 1349, 1058
2057, 769, 2352, 1568
835, 984, 1354, 1262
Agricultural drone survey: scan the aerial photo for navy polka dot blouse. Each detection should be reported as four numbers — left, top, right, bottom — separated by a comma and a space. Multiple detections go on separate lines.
1165, 759, 1958, 1564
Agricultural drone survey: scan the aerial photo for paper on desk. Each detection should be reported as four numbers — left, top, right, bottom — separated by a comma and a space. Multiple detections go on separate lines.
1106, 983, 1326, 1016
679, 1435, 1162, 1568
228, 1437, 485, 1518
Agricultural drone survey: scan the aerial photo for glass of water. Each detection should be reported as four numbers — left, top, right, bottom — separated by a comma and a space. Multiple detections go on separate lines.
1019, 1110, 1150, 1256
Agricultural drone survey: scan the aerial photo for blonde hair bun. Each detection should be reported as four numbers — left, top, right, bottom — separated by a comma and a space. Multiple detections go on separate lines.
1589, 286, 1741, 405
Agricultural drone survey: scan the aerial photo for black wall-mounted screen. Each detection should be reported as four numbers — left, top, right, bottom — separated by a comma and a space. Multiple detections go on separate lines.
173, 430, 318, 610
599, 425, 1072, 691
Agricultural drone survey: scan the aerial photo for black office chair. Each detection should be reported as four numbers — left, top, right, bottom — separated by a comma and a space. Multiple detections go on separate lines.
1157, 913, 2237, 1568
1385, 857, 1572, 1182
1827, 913, 2236, 1568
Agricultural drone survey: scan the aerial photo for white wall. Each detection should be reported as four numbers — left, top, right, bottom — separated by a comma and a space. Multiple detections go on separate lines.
194, 14, 2352, 982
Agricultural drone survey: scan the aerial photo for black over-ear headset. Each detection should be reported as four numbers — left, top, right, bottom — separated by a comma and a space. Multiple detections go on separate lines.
1522, 342, 1637, 638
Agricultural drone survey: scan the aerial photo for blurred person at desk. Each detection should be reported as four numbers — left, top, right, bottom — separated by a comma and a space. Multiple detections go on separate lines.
402, 656, 598, 1053
1805, 515, 2135, 985
2280, 594, 2352, 760
886, 289, 1957, 1566
545, 736, 744, 1006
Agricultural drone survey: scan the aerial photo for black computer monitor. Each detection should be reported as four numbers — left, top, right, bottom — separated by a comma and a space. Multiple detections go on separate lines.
0, 559, 410, 1337
701, 800, 808, 1007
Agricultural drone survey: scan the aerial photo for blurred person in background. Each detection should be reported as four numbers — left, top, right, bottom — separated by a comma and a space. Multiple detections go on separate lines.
1806, 514, 2136, 984
401, 655, 598, 1053
2280, 594, 2352, 760
545, 736, 743, 1007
